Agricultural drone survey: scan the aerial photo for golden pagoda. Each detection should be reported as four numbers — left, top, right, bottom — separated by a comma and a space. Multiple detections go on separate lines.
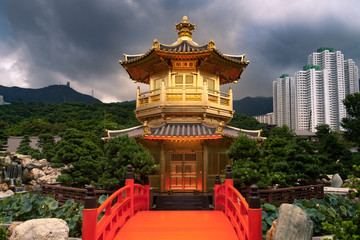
106, 16, 263, 192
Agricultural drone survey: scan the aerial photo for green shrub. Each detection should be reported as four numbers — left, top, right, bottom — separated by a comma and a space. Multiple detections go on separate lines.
0, 193, 83, 237
261, 203, 278, 239
0, 225, 6, 240
322, 165, 360, 239
261, 195, 359, 238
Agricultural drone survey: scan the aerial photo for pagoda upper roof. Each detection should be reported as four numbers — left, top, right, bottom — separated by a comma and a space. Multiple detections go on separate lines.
122, 40, 245, 63
120, 16, 249, 85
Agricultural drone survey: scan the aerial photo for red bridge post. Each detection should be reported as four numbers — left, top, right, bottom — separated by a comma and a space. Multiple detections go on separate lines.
144, 176, 150, 210
214, 174, 220, 208
248, 184, 262, 240
125, 165, 134, 217
82, 185, 98, 240
225, 165, 233, 216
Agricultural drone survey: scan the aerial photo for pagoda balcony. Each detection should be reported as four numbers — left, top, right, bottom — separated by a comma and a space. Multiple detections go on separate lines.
135, 83, 234, 123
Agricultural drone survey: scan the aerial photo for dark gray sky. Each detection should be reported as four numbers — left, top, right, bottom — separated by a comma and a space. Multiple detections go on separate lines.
0, 0, 359, 102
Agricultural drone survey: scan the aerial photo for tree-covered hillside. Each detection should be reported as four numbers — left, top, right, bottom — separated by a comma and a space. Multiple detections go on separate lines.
233, 96, 273, 116
0, 85, 102, 104
0, 100, 266, 137
0, 101, 138, 136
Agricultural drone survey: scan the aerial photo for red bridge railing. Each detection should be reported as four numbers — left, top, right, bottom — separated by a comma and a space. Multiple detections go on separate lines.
214, 165, 262, 240
82, 165, 150, 240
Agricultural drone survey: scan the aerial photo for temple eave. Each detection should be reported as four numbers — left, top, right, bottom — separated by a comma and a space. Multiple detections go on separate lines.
143, 135, 222, 140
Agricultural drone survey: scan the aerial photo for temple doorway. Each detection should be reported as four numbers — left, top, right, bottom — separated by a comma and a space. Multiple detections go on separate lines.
169, 153, 198, 191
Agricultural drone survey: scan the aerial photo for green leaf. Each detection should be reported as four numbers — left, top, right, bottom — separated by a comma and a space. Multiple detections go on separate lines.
263, 203, 276, 211
262, 211, 268, 220
339, 205, 347, 217
64, 199, 74, 206
266, 216, 275, 226
38, 207, 46, 215
49, 201, 58, 211
45, 198, 54, 205
2, 204, 10, 211
317, 212, 326, 222
72, 214, 80, 222
23, 203, 32, 213
328, 195, 337, 206
302, 199, 314, 208
2, 216, 12, 223
79, 206, 84, 218
68, 220, 76, 230
348, 207, 356, 217
56, 209, 64, 218
262, 221, 267, 231
98, 195, 108, 205
35, 196, 45, 206
326, 207, 336, 219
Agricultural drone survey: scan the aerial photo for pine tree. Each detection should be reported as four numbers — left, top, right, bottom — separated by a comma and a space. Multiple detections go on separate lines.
0, 122, 8, 152
17, 135, 34, 155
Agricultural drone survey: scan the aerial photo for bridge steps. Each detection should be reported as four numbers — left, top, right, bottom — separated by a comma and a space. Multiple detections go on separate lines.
154, 195, 210, 210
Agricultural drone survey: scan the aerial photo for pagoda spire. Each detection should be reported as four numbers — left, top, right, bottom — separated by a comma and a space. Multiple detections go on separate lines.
175, 16, 195, 41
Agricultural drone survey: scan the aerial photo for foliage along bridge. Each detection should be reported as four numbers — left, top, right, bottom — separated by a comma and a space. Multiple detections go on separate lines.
82, 166, 262, 240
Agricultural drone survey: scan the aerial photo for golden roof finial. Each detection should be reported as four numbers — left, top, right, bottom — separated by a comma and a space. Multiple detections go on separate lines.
175, 16, 195, 39
152, 38, 160, 49
208, 39, 216, 50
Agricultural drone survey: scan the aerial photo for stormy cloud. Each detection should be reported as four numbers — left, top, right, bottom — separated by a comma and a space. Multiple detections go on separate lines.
0, 0, 359, 102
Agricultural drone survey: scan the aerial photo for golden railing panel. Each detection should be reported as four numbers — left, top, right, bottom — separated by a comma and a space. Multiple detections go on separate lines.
139, 98, 149, 106
166, 93, 183, 101
150, 94, 160, 103
185, 93, 202, 101
208, 94, 218, 103
220, 98, 229, 106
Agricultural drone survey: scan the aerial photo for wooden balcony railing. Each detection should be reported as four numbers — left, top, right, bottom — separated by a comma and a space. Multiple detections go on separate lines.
136, 82, 232, 109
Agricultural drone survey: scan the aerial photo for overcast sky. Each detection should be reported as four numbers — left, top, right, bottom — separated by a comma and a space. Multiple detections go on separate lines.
0, 0, 359, 103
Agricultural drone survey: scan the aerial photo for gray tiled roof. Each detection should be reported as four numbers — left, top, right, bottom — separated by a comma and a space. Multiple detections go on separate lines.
159, 41, 208, 52
106, 125, 143, 139
222, 126, 264, 140
104, 123, 265, 141
294, 130, 316, 137
149, 123, 217, 137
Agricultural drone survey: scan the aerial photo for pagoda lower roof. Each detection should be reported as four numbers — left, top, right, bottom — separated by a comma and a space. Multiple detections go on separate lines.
103, 123, 265, 141
146, 123, 219, 139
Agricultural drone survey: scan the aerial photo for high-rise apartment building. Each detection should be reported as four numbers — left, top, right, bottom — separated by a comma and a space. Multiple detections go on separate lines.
344, 59, 359, 95
253, 112, 274, 125
274, 48, 359, 132
273, 74, 295, 130
295, 66, 328, 131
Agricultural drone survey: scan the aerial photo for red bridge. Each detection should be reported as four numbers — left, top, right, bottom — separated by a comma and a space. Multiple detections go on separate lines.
82, 166, 262, 240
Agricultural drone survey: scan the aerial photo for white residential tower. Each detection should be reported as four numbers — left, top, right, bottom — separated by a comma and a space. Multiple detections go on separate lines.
274, 48, 359, 132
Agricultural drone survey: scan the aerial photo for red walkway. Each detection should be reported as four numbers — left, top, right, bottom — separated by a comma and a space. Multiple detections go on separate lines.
114, 211, 238, 240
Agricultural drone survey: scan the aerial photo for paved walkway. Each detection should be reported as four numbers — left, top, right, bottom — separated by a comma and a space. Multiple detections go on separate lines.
5, 136, 61, 152
114, 211, 238, 240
